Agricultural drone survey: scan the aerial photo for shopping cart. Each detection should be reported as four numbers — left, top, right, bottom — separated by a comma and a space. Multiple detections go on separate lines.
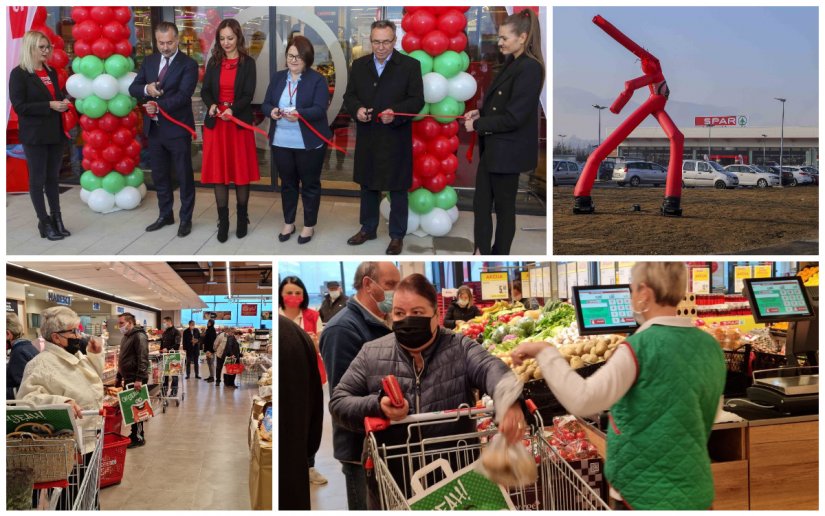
6, 407, 105, 510
158, 350, 186, 413
364, 400, 609, 511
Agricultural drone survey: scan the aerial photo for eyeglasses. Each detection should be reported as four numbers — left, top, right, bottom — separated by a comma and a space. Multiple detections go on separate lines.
286, 53, 303, 62
59, 329, 81, 337
370, 39, 395, 48
37, 44, 52, 51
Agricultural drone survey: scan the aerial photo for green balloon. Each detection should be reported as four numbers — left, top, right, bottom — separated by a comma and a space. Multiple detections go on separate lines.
72, 56, 82, 74
459, 51, 470, 72
434, 186, 458, 210
125, 168, 144, 187
413, 104, 430, 122
409, 188, 435, 215
131, 97, 138, 109
74, 97, 85, 115
101, 171, 126, 194
430, 97, 464, 124
434, 51, 463, 79
83, 95, 108, 119
104, 55, 130, 79
108, 94, 132, 117
128, 57, 135, 72
80, 55, 104, 79
409, 50, 433, 75
80, 170, 102, 191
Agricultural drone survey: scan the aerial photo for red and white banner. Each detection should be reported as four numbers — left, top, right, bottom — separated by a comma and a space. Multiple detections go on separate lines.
6, 6, 36, 122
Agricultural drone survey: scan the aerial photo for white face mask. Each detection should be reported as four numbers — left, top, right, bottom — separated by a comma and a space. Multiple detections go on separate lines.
457, 298, 469, 308
329, 290, 341, 301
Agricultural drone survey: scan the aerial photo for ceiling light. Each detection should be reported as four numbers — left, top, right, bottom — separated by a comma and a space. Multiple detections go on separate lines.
27, 293, 34, 297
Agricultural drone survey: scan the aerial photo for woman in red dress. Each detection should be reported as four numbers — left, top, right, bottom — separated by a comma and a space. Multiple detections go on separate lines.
201, 18, 258, 243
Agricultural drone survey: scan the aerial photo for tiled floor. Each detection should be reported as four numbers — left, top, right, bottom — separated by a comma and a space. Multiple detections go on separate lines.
309, 385, 348, 511
6, 186, 547, 255
99, 376, 260, 510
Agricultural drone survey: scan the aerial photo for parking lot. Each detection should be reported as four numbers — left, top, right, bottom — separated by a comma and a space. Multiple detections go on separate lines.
553, 185, 818, 255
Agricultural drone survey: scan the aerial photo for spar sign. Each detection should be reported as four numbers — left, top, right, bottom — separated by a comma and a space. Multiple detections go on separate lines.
695, 115, 748, 127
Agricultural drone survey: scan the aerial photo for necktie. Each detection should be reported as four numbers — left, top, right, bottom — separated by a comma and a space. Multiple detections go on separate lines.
157, 56, 169, 85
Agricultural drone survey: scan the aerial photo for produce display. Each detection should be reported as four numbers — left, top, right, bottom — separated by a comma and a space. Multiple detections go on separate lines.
798, 265, 818, 287
545, 416, 600, 462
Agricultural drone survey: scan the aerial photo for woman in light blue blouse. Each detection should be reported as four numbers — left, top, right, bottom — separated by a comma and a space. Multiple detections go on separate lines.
262, 35, 333, 245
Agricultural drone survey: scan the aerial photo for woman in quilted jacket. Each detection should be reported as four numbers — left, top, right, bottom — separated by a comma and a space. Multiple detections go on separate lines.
512, 262, 726, 510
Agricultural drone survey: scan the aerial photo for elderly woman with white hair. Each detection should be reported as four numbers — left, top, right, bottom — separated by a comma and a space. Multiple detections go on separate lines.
511, 262, 726, 510
16, 306, 105, 454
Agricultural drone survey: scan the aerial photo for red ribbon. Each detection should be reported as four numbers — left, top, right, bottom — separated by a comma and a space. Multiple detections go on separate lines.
215, 106, 269, 138
375, 111, 476, 163
295, 112, 349, 155
143, 101, 198, 140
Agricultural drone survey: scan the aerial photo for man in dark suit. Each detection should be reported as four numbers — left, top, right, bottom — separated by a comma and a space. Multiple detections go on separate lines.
129, 21, 198, 237
343, 20, 424, 255
182, 320, 201, 379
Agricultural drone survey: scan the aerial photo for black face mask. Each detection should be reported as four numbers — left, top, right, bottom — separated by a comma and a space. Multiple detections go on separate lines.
64, 337, 83, 355
393, 316, 435, 349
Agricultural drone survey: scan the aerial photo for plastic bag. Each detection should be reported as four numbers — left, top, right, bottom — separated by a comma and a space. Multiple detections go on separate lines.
479, 433, 538, 487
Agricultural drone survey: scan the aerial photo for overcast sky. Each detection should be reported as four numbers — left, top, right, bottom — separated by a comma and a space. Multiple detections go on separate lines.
553, 7, 818, 144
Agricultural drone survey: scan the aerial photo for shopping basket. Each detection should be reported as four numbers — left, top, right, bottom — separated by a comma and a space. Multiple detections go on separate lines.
224, 357, 244, 375
100, 433, 131, 488
364, 400, 609, 510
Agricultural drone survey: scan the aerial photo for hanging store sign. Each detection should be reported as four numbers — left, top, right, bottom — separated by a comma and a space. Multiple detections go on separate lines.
480, 272, 509, 300
47, 292, 72, 306
7, 299, 19, 314
692, 268, 710, 294
241, 304, 258, 316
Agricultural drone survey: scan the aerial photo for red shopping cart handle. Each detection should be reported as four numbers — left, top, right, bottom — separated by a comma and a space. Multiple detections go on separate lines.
364, 416, 391, 433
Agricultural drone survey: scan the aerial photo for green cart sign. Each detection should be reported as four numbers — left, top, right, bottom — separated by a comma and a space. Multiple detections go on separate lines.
117, 385, 154, 426
408, 460, 514, 511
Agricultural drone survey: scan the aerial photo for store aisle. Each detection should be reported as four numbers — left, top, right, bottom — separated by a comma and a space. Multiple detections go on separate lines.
100, 377, 256, 510
309, 385, 348, 511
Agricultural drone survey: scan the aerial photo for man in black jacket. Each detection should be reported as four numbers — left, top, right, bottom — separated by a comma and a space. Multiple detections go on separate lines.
160, 317, 181, 396
318, 281, 348, 323
343, 20, 424, 255
201, 319, 217, 382
117, 313, 150, 448
182, 320, 201, 380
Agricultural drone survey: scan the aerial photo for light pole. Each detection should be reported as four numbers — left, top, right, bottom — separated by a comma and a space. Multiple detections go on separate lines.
592, 104, 607, 146
761, 133, 767, 167
558, 134, 567, 154
705, 121, 712, 160
775, 98, 786, 187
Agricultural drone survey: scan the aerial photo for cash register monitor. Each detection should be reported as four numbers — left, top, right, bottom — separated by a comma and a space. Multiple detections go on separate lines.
742, 277, 814, 324
786, 286, 819, 366
572, 284, 639, 336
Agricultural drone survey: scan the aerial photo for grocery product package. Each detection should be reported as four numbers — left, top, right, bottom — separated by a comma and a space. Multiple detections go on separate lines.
478, 433, 538, 487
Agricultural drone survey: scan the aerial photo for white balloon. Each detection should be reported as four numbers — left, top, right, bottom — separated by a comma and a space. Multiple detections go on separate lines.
406, 209, 420, 235
423, 72, 449, 104
138, 183, 147, 199
420, 208, 453, 237
66, 74, 93, 99
412, 228, 429, 238
114, 186, 142, 210
80, 188, 92, 203
118, 72, 137, 97
92, 74, 119, 100
446, 206, 460, 223
447, 72, 477, 102
87, 189, 116, 213
379, 197, 391, 221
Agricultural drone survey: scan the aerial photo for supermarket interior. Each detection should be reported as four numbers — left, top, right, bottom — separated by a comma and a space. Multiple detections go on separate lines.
6, 261, 273, 510
278, 260, 818, 510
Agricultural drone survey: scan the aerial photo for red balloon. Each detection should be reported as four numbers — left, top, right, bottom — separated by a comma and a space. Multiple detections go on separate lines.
425, 173, 447, 193
112, 127, 134, 146
444, 172, 456, 185
421, 30, 450, 56
414, 155, 441, 179
401, 14, 412, 34
86, 129, 109, 149
102, 144, 124, 164
405, 7, 424, 14
446, 135, 460, 154
412, 135, 426, 158
114, 39, 133, 57
61, 109, 78, 133
448, 32, 468, 53
401, 33, 421, 53
50, 34, 66, 51
90, 160, 110, 177
414, 118, 441, 140
75, 20, 102, 42
409, 175, 422, 192
112, 7, 132, 24
120, 111, 139, 129
114, 157, 136, 174
91, 38, 114, 59
437, 9, 467, 36
33, 7, 48, 27
441, 154, 459, 175
56, 68, 68, 90
71, 7, 90, 23
428, 136, 452, 160
125, 140, 142, 159
79, 115, 98, 131
89, 6, 114, 25
73, 40, 91, 58
409, 10, 436, 37
103, 21, 123, 42
98, 113, 121, 132
441, 120, 459, 138
82, 158, 92, 170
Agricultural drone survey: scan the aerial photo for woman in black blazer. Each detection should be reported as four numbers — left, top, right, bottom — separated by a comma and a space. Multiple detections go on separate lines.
464, 9, 545, 255
200, 18, 258, 243
262, 35, 333, 245
9, 31, 73, 241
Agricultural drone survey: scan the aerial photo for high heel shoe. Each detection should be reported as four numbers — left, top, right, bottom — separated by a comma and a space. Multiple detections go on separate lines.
297, 227, 315, 245
217, 207, 230, 243
278, 225, 296, 242
236, 204, 249, 238
38, 217, 64, 241
51, 212, 71, 237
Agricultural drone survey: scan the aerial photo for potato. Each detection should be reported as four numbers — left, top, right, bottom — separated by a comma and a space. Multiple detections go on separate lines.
582, 341, 594, 354
581, 353, 596, 364
570, 356, 584, 369
574, 343, 585, 356
560, 345, 574, 357
604, 349, 614, 360
533, 367, 543, 380
594, 342, 608, 356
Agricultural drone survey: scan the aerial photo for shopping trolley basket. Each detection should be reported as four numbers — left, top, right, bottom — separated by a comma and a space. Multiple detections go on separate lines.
364, 400, 609, 511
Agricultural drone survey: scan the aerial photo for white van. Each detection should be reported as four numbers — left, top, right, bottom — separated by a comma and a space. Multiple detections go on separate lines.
682, 160, 739, 189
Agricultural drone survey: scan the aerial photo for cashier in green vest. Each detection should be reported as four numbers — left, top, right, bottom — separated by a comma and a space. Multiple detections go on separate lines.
511, 262, 726, 510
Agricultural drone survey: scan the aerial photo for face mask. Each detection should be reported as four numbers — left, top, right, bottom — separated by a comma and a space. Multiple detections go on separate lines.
370, 278, 394, 314
119, 325, 129, 335
329, 290, 341, 301
65, 337, 83, 355
283, 294, 303, 308
393, 315, 436, 349
457, 298, 469, 308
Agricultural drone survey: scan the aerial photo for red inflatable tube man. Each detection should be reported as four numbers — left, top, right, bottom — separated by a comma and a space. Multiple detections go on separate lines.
573, 15, 684, 217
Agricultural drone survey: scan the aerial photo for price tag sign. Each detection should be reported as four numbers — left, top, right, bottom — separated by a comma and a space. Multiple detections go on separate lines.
521, 271, 531, 298
480, 272, 509, 300
754, 265, 772, 278
692, 268, 710, 294
734, 266, 752, 293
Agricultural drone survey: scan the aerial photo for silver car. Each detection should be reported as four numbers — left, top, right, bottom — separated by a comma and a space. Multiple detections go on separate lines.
553, 159, 581, 186
724, 164, 780, 188
782, 166, 815, 186
612, 160, 667, 187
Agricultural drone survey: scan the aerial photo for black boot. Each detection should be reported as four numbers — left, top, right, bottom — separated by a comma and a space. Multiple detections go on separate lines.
236, 204, 249, 239
572, 196, 595, 214
50, 212, 71, 237
38, 217, 64, 241
217, 207, 230, 243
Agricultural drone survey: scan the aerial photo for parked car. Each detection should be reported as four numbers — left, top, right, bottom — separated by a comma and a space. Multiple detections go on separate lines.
598, 159, 616, 181
682, 159, 739, 188
759, 165, 794, 186
612, 160, 667, 187
781, 166, 814, 186
724, 164, 780, 188
800, 166, 819, 185
553, 159, 581, 186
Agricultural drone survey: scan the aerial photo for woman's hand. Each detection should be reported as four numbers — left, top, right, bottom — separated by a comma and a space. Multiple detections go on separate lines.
283, 110, 300, 122
380, 396, 409, 421
510, 341, 552, 366
270, 107, 281, 120
498, 403, 526, 445
49, 100, 70, 112
86, 336, 103, 354
464, 117, 476, 132
66, 400, 83, 419
219, 107, 233, 121
208, 104, 218, 117
464, 109, 480, 120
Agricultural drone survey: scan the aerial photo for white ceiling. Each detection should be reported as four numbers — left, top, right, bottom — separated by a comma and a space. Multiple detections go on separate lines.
9, 262, 207, 311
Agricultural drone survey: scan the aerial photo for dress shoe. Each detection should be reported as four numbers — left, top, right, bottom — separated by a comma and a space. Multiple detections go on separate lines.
177, 220, 192, 237
127, 438, 145, 449
50, 212, 70, 237
217, 207, 230, 243
278, 225, 296, 242
146, 216, 175, 232
205, 377, 214, 383
386, 238, 404, 255
195, 376, 202, 379
347, 229, 377, 246
297, 227, 315, 245
38, 218, 64, 241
